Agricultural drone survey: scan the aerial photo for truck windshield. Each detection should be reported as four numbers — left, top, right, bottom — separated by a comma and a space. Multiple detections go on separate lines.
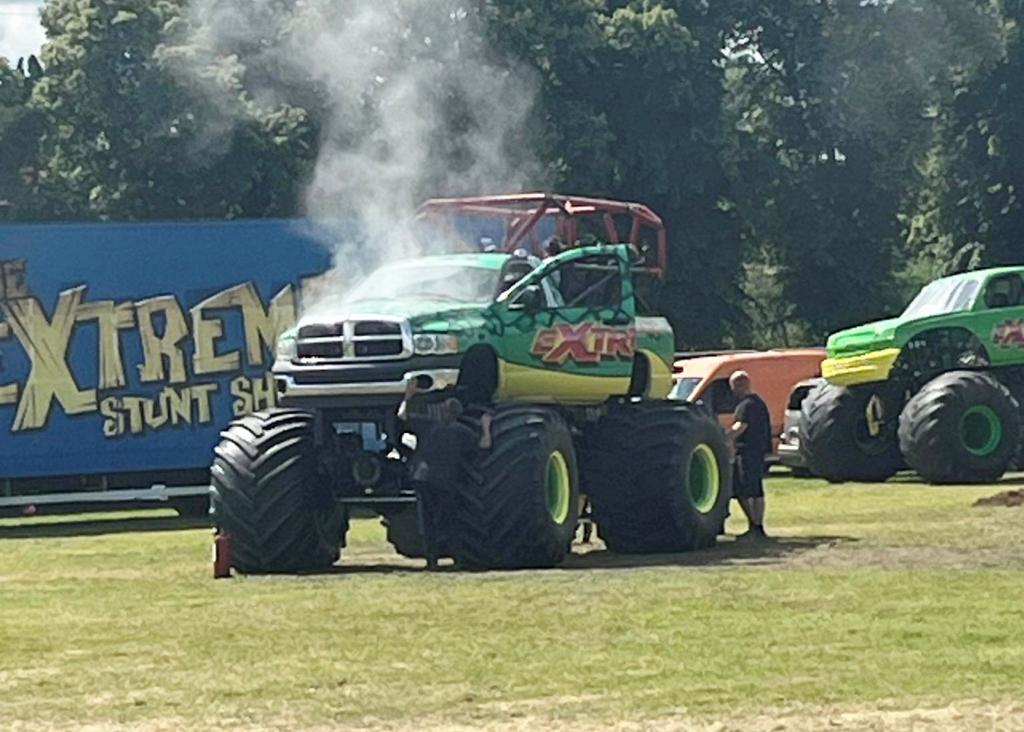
670, 377, 702, 401
902, 277, 980, 319
344, 263, 501, 304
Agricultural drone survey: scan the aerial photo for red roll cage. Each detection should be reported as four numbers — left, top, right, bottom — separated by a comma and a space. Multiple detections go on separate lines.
416, 193, 668, 281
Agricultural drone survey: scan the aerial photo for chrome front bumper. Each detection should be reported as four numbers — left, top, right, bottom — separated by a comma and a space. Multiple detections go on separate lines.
274, 368, 461, 401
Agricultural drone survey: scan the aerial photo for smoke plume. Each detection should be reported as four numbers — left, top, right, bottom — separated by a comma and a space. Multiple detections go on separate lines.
167, 0, 541, 302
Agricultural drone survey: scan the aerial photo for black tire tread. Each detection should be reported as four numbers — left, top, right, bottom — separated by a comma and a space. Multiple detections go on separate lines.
585, 401, 732, 553
899, 370, 1021, 484
210, 408, 346, 573
452, 406, 578, 570
801, 384, 902, 483
383, 510, 426, 559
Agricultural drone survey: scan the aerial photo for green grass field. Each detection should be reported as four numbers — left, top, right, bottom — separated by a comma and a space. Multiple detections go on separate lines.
2, 475, 1023, 731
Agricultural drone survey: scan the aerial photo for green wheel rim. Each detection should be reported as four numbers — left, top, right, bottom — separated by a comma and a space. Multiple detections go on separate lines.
688, 444, 721, 514
545, 450, 572, 524
959, 405, 1002, 457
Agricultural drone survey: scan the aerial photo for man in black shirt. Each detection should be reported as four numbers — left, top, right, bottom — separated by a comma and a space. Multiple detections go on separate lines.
728, 370, 772, 539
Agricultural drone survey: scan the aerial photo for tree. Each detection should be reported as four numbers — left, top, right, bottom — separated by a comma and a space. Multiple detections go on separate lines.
909, 1, 1024, 275
0, 55, 46, 218
6, 0, 1018, 349
22, 0, 315, 221
487, 1, 746, 347
724, 0, 1004, 338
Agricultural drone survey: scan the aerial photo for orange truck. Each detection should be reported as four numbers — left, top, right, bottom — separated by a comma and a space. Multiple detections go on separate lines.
670, 349, 826, 458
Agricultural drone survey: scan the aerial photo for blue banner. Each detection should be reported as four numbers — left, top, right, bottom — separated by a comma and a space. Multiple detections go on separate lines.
0, 219, 334, 480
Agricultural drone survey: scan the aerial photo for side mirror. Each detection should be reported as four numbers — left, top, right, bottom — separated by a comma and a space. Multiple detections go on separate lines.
515, 284, 544, 312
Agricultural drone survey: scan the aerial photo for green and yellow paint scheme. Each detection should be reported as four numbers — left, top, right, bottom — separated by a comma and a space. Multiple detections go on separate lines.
822, 267, 1024, 387
275, 244, 675, 406
822, 348, 902, 386
485, 245, 674, 402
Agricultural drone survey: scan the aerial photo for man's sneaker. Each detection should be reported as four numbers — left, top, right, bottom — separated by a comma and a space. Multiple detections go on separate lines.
738, 526, 768, 541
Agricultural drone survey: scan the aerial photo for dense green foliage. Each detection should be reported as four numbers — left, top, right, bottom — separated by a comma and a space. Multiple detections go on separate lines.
1, 0, 1022, 347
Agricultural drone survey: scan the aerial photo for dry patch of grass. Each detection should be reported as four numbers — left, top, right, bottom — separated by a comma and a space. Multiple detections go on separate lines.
9, 701, 1024, 732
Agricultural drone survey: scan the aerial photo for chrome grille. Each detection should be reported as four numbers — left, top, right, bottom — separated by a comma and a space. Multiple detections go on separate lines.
355, 340, 404, 357
354, 321, 402, 336
297, 339, 345, 359
299, 323, 343, 338
295, 317, 411, 363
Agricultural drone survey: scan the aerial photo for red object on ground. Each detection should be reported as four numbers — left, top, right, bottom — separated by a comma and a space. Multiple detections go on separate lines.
213, 532, 232, 579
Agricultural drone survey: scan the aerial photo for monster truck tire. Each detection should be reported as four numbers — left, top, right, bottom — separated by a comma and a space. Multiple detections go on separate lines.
899, 370, 1021, 484
584, 401, 731, 553
801, 383, 903, 483
383, 509, 439, 559
451, 407, 579, 570
210, 408, 348, 573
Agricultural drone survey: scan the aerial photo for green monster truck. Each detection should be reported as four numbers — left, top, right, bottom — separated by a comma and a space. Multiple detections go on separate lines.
802, 267, 1024, 484
209, 194, 732, 573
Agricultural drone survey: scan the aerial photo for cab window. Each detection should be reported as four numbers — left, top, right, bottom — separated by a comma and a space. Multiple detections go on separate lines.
787, 384, 815, 411
540, 254, 623, 309
983, 273, 1024, 309
671, 377, 701, 401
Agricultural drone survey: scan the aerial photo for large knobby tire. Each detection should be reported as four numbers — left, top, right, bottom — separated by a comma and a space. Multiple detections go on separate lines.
899, 370, 1021, 484
801, 383, 903, 483
382, 510, 425, 558
584, 401, 732, 553
210, 408, 348, 574
451, 407, 580, 570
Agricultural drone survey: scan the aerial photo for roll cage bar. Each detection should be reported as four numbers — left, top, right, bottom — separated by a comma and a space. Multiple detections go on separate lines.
416, 193, 668, 282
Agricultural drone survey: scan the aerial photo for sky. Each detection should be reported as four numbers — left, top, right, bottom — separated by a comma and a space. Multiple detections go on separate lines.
0, 0, 45, 63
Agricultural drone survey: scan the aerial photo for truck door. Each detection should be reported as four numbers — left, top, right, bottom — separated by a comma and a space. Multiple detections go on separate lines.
982, 272, 1024, 366
491, 246, 636, 403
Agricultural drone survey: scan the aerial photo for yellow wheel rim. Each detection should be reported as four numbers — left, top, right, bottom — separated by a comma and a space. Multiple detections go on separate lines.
545, 450, 571, 524
689, 444, 721, 514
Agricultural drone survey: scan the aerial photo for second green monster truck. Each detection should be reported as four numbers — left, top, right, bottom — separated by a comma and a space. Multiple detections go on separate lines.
210, 195, 732, 573
803, 267, 1024, 484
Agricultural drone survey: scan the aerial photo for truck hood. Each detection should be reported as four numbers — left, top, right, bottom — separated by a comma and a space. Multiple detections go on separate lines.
827, 310, 981, 358
826, 317, 902, 358
296, 298, 488, 333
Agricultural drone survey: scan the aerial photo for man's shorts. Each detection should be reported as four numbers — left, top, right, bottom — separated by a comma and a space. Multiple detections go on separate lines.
733, 451, 765, 499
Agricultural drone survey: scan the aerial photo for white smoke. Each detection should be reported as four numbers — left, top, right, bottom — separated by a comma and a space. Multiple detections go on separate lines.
166, 0, 542, 305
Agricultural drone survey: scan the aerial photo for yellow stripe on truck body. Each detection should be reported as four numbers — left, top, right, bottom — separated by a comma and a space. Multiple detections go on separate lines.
821, 348, 901, 387
495, 359, 631, 403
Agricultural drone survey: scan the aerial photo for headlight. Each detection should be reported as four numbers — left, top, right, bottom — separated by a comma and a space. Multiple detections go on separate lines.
276, 337, 297, 361
413, 333, 460, 355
